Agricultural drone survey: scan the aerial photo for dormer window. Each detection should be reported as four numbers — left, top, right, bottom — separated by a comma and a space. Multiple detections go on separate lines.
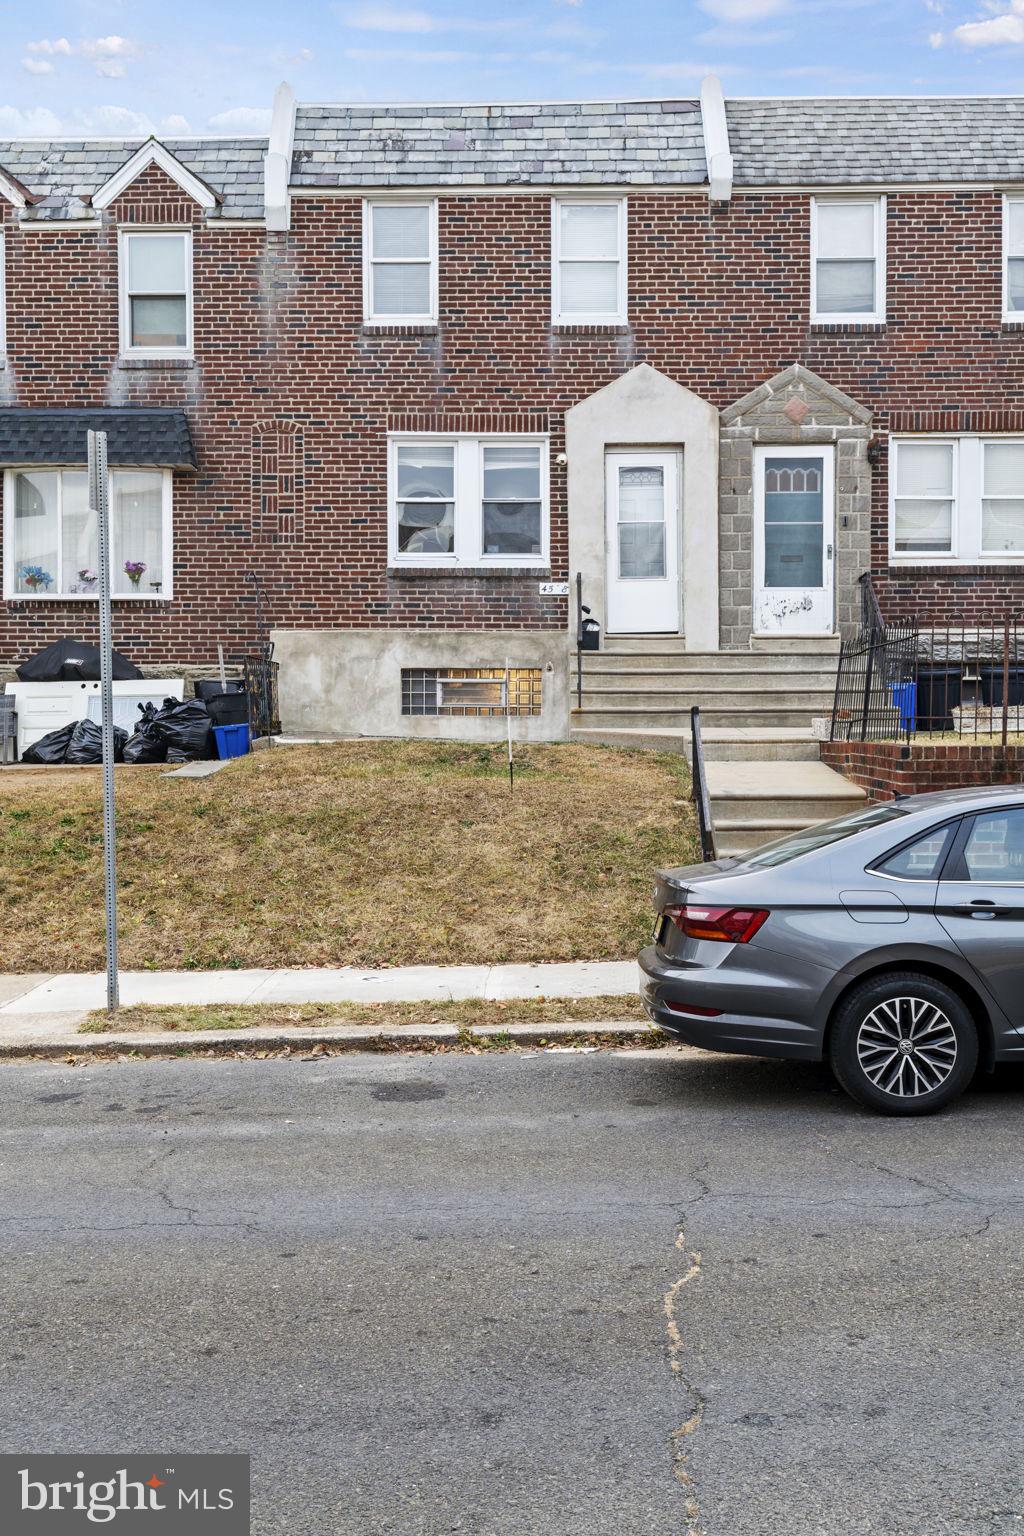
119, 230, 193, 357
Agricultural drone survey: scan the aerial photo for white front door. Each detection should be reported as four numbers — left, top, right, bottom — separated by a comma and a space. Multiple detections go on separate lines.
605, 451, 680, 633
753, 445, 835, 635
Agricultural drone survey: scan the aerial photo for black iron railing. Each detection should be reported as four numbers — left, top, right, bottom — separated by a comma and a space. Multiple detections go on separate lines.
831, 616, 1024, 744
690, 706, 716, 862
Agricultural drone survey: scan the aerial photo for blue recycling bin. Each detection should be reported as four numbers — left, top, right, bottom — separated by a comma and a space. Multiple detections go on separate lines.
891, 681, 917, 733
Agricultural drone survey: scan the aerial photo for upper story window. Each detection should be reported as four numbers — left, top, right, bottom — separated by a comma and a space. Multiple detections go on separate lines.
3, 467, 172, 599
389, 436, 548, 567
890, 436, 1024, 565
552, 199, 627, 326
810, 197, 885, 325
0, 230, 6, 356
363, 200, 438, 325
1003, 195, 1024, 322
119, 231, 192, 357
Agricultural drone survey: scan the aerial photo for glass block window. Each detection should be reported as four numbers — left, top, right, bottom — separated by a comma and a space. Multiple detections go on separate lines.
401, 667, 543, 717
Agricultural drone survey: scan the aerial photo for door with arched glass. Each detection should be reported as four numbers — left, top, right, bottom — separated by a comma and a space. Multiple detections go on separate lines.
753, 445, 835, 636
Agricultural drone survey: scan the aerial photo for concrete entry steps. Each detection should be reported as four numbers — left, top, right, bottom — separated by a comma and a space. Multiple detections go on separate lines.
705, 760, 866, 856
570, 635, 857, 853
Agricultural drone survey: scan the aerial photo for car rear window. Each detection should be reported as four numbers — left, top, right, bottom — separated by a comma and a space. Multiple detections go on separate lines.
730, 803, 910, 870
874, 822, 958, 880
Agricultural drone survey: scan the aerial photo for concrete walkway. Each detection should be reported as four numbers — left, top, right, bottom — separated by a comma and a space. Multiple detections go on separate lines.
0, 960, 640, 1017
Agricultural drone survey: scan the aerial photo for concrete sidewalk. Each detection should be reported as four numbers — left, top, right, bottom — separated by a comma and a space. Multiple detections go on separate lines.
0, 959, 640, 1017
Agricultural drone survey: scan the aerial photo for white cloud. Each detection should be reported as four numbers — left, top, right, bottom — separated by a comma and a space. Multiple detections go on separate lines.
699, 0, 790, 18
953, 5, 1024, 42
80, 105, 157, 135
340, 5, 517, 32
345, 44, 481, 60
26, 37, 73, 56
22, 57, 55, 74
929, 28, 944, 44
342, 5, 434, 29
208, 105, 274, 132
24, 33, 142, 76
0, 104, 63, 136
161, 114, 192, 133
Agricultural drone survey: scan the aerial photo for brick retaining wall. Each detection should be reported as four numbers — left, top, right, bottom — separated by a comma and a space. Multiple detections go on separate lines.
820, 740, 1024, 801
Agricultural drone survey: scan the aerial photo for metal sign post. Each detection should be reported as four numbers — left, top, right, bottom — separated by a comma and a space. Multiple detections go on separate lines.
88, 430, 119, 1014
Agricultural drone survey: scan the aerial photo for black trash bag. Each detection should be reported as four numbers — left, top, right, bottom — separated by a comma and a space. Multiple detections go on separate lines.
16, 638, 143, 682
122, 702, 167, 765
152, 696, 214, 761
65, 718, 128, 765
164, 746, 192, 764
21, 722, 76, 764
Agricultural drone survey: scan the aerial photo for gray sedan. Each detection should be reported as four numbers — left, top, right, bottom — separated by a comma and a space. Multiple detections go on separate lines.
640, 785, 1024, 1114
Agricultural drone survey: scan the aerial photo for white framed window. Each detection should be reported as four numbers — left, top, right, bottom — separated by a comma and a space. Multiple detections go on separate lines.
810, 197, 885, 325
363, 200, 438, 325
388, 436, 549, 568
0, 230, 6, 356
889, 436, 1024, 565
1002, 195, 1024, 323
3, 467, 173, 598
119, 230, 193, 357
552, 198, 627, 325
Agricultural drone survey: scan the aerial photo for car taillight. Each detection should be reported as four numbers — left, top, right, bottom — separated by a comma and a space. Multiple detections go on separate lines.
664, 904, 770, 943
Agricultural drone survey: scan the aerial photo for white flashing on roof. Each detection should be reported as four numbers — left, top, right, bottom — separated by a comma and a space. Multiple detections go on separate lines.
700, 75, 733, 204
92, 138, 220, 211
265, 81, 296, 233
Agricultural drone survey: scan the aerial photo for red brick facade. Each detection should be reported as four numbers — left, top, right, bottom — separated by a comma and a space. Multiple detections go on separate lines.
2, 172, 1024, 666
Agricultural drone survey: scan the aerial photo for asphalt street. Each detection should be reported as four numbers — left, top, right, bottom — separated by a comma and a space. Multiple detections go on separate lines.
1, 1048, 1022, 1536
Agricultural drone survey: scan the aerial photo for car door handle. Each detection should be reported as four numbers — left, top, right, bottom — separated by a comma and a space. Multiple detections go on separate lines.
951, 900, 1012, 918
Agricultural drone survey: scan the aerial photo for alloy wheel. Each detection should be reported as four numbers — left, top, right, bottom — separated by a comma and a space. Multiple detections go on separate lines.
855, 996, 959, 1098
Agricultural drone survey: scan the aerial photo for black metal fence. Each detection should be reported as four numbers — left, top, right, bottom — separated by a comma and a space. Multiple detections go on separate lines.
831, 618, 1024, 744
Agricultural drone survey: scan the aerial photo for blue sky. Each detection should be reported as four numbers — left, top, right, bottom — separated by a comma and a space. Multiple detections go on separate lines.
1, 0, 1023, 138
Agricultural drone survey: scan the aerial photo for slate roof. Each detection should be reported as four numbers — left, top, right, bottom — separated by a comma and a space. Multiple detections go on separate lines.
291, 100, 706, 187
0, 138, 267, 220
726, 97, 1024, 186
0, 410, 197, 468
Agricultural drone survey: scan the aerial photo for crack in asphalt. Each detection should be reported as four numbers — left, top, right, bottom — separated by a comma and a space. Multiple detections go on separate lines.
664, 1167, 710, 1536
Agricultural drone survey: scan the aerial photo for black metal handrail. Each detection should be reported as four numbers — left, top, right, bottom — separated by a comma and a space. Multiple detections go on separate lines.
690, 706, 716, 863
859, 571, 885, 639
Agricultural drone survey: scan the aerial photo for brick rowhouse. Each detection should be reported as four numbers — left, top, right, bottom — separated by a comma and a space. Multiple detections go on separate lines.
1, 87, 1023, 736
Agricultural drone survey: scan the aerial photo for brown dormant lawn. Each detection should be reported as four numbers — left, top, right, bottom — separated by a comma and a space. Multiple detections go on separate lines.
0, 741, 696, 972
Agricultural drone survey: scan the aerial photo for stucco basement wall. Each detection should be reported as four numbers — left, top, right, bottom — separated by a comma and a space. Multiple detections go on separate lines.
273, 628, 570, 740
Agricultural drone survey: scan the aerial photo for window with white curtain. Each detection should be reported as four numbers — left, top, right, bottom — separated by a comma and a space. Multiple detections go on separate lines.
389, 437, 548, 566
552, 199, 627, 324
890, 437, 1024, 564
811, 197, 885, 324
119, 231, 192, 356
3, 468, 172, 597
1003, 196, 1024, 322
363, 201, 438, 324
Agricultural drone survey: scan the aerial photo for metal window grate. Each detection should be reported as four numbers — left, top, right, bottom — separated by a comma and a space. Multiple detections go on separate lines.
401, 667, 542, 717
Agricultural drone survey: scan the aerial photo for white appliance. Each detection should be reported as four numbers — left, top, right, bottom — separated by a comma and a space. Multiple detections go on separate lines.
5, 679, 185, 757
